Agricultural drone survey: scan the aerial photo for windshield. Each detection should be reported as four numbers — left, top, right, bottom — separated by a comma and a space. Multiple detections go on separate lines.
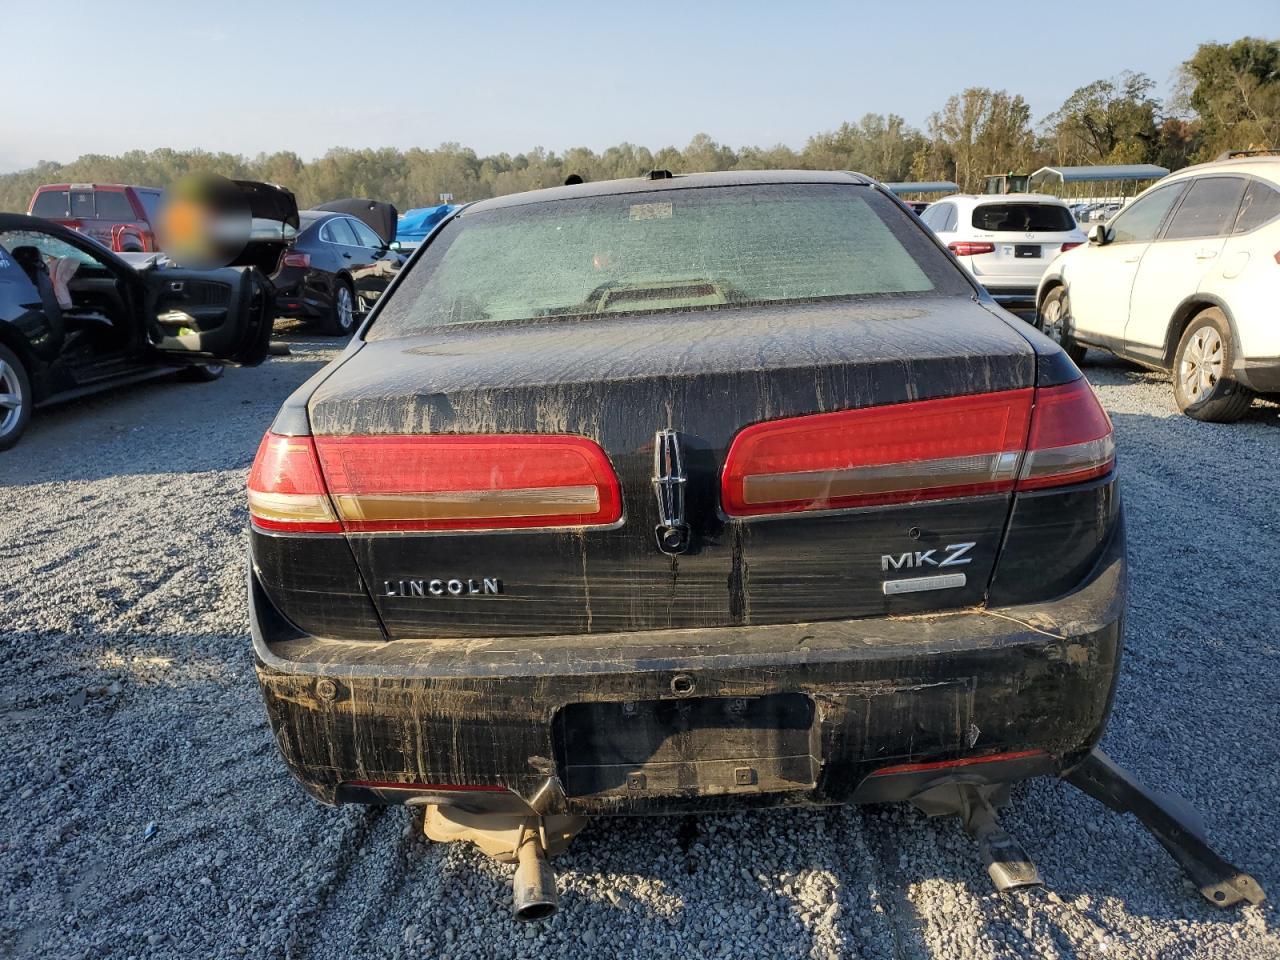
370, 183, 966, 338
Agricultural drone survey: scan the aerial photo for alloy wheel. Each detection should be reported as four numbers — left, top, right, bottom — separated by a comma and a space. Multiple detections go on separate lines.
0, 357, 24, 437
337, 286, 354, 332
1042, 296, 1068, 345
1179, 325, 1224, 404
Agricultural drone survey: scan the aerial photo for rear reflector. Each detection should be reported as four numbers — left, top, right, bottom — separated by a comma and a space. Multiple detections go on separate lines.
314, 434, 622, 532
721, 389, 1034, 516
1016, 379, 1115, 490
247, 434, 341, 533
869, 749, 1047, 777
948, 241, 996, 256
345, 780, 508, 793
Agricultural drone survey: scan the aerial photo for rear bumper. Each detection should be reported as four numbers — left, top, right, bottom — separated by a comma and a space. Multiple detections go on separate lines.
252, 525, 1125, 815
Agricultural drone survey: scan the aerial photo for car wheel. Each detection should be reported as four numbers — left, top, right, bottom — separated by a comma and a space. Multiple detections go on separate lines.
1037, 287, 1087, 366
1172, 308, 1253, 422
323, 280, 356, 336
0, 343, 33, 452
182, 363, 225, 382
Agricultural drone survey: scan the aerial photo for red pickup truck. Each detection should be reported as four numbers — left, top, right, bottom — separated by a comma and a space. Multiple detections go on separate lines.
27, 183, 163, 252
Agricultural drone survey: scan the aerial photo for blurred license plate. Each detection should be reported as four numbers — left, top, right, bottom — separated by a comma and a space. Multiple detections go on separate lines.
1015, 244, 1041, 258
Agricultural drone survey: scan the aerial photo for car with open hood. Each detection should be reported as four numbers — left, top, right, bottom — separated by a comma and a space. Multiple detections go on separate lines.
0, 179, 298, 450
247, 170, 1262, 921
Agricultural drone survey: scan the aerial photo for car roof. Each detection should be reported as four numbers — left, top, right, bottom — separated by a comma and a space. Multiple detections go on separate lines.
35, 183, 160, 192
466, 169, 873, 213
1162, 156, 1280, 183
947, 193, 1071, 207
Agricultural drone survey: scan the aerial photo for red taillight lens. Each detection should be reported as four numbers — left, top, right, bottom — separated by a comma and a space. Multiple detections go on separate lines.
721, 389, 1034, 516
281, 251, 311, 269
313, 434, 622, 532
948, 241, 996, 256
1017, 379, 1115, 490
1059, 241, 1083, 253
247, 433, 342, 532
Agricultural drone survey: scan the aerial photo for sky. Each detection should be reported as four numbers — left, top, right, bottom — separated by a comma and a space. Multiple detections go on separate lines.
1, 0, 1275, 173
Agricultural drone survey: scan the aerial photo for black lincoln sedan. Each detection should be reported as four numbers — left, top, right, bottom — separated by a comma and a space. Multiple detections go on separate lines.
247, 171, 1262, 920
270, 204, 405, 336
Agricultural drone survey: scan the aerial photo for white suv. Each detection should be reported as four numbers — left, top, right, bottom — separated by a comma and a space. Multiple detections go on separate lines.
1036, 156, 1280, 422
920, 194, 1086, 304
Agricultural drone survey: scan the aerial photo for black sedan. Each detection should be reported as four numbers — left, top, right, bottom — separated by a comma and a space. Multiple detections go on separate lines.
270, 204, 405, 336
246, 171, 1262, 920
0, 212, 277, 451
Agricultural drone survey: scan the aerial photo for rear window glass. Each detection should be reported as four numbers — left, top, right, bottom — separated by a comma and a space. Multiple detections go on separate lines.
1232, 179, 1280, 234
1164, 177, 1246, 240
371, 184, 966, 337
31, 190, 70, 218
70, 191, 95, 219
972, 203, 1075, 232
94, 191, 136, 221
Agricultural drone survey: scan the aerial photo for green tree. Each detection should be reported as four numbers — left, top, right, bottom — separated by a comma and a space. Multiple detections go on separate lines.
802, 114, 925, 181
1043, 72, 1161, 164
1177, 37, 1280, 159
923, 88, 1037, 191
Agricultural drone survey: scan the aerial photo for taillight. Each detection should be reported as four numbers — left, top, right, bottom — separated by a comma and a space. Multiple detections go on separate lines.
1059, 241, 1083, 253
1016, 379, 1115, 490
313, 434, 622, 532
948, 241, 996, 256
721, 389, 1034, 516
281, 251, 311, 269
247, 433, 341, 533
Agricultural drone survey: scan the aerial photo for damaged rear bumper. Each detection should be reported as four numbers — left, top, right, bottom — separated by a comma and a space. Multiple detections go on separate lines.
251, 526, 1126, 815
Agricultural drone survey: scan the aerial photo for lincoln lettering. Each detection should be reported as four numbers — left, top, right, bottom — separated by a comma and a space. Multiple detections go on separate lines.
383, 578, 503, 598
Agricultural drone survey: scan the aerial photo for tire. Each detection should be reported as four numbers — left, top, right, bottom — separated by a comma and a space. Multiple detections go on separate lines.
1172, 308, 1254, 423
1037, 286, 1088, 367
182, 363, 225, 382
322, 280, 356, 336
0, 343, 33, 452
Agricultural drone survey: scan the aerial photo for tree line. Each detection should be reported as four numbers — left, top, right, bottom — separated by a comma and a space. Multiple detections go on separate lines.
1, 37, 1275, 214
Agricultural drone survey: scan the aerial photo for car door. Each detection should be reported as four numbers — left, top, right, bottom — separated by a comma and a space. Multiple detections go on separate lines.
1123, 176, 1248, 360
323, 216, 363, 295
141, 266, 273, 366
1067, 182, 1186, 343
345, 217, 402, 306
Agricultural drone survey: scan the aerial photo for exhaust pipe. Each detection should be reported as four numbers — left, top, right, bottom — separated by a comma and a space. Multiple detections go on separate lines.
512, 829, 558, 921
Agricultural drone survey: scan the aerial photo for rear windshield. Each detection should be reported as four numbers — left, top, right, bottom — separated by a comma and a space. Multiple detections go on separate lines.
30, 190, 70, 218
370, 183, 967, 337
972, 203, 1075, 232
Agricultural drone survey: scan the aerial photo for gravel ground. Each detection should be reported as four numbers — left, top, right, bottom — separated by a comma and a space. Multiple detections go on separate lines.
1, 336, 1277, 960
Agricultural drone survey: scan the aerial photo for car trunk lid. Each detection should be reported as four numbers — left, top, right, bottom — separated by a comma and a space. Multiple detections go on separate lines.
305, 297, 1037, 640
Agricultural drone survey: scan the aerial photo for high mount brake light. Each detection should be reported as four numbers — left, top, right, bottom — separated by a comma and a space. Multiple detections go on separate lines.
948, 241, 996, 256
313, 434, 622, 532
721, 380, 1115, 517
721, 389, 1035, 516
247, 434, 342, 533
1016, 379, 1115, 490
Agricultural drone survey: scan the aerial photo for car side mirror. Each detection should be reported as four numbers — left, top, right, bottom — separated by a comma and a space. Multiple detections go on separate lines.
1087, 224, 1109, 246
388, 240, 402, 252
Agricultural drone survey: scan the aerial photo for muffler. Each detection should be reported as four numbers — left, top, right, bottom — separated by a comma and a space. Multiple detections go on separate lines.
418, 801, 585, 921
512, 829, 559, 921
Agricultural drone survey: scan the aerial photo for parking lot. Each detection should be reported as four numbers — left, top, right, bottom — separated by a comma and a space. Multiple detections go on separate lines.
0, 334, 1276, 960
